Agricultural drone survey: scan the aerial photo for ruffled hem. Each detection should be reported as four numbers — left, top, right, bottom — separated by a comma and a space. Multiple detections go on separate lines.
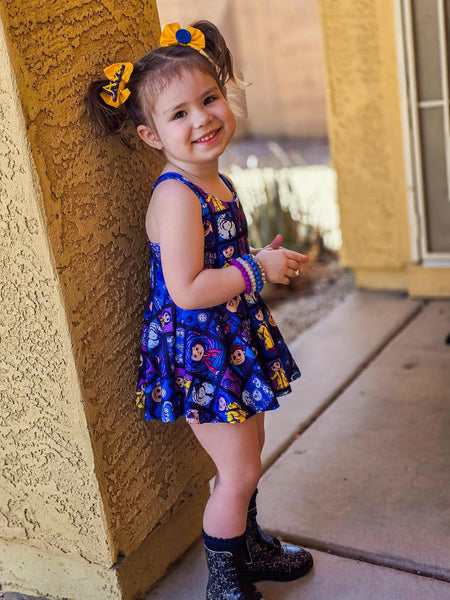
144, 397, 281, 424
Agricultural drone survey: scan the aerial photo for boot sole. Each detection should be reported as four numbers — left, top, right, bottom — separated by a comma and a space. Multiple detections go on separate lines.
246, 556, 314, 582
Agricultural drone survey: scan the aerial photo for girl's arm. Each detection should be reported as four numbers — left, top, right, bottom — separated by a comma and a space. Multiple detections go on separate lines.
152, 180, 246, 310
152, 180, 307, 310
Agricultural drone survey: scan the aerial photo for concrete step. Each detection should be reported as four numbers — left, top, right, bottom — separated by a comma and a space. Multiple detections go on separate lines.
262, 290, 423, 468
258, 301, 450, 580
146, 538, 450, 600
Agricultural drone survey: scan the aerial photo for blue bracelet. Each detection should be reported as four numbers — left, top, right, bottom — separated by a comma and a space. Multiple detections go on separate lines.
242, 254, 265, 293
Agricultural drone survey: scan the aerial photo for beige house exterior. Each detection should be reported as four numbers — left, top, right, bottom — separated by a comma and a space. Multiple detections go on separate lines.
158, 0, 450, 295
320, 0, 450, 296
0, 1, 449, 600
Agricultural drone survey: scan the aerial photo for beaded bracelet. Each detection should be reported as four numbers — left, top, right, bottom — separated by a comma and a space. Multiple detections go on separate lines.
230, 259, 252, 294
237, 257, 256, 291
254, 255, 266, 285
251, 256, 264, 292
242, 253, 265, 293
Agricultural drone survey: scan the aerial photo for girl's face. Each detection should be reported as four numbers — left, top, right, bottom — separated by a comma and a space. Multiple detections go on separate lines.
137, 68, 236, 172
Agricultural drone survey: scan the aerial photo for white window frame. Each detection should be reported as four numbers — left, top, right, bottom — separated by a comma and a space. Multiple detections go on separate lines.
395, 0, 450, 266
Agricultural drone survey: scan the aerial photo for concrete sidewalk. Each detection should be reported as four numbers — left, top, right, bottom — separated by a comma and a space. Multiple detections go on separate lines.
146, 291, 450, 600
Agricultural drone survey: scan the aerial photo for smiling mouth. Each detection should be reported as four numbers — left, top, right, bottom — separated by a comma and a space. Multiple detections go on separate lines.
193, 128, 221, 143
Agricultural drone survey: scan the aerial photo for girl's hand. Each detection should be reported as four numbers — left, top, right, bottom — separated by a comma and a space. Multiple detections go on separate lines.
257, 245, 308, 285
250, 234, 283, 255
253, 233, 305, 255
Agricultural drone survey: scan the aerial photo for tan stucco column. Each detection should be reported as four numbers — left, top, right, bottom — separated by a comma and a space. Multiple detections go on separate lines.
319, 0, 413, 291
0, 3, 213, 599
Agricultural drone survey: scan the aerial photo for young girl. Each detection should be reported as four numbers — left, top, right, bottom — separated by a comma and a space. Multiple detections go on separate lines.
86, 20, 313, 600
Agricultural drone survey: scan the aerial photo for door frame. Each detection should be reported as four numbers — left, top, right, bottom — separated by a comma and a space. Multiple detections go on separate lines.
394, 0, 450, 266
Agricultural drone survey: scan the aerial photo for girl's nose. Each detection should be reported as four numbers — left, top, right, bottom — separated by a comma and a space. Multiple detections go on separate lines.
194, 107, 213, 128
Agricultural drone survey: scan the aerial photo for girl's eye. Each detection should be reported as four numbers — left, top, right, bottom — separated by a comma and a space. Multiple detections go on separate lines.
204, 95, 217, 105
172, 110, 186, 120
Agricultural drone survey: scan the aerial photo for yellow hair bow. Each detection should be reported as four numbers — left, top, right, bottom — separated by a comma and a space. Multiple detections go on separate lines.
160, 23, 206, 52
100, 62, 134, 108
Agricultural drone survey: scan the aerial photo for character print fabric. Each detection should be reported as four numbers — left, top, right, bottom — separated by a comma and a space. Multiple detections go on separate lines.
136, 172, 301, 424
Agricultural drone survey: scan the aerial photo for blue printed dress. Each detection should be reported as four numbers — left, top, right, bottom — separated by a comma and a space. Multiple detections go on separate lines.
136, 172, 301, 424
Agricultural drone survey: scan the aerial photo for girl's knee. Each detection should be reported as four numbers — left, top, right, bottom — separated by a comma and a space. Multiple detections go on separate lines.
219, 460, 261, 496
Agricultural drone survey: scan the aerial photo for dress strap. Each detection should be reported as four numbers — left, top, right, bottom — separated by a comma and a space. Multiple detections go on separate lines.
152, 171, 236, 199
219, 173, 236, 194
152, 172, 205, 200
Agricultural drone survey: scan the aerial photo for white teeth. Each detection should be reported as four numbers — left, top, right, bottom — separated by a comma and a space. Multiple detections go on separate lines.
196, 130, 217, 142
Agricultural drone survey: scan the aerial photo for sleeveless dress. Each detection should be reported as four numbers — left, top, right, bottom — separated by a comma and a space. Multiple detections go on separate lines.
136, 172, 301, 424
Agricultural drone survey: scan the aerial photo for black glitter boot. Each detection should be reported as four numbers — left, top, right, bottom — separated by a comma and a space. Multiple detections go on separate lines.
243, 490, 314, 582
203, 531, 264, 600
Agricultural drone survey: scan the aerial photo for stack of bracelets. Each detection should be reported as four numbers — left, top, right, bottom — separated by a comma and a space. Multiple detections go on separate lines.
229, 253, 266, 295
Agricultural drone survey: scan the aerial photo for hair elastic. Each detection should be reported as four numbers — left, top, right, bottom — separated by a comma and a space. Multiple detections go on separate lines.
99, 23, 205, 108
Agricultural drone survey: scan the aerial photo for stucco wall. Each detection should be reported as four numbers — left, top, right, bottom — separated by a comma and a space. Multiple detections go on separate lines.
319, 0, 411, 285
1, 1, 214, 597
0, 14, 117, 595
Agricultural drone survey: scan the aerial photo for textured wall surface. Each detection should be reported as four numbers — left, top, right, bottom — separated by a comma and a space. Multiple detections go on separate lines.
0, 13, 116, 593
157, 0, 328, 137
0, 0, 213, 588
319, 0, 411, 274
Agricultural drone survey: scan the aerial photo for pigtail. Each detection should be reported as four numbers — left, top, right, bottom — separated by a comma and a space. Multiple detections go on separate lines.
192, 20, 235, 87
192, 20, 248, 119
84, 79, 129, 136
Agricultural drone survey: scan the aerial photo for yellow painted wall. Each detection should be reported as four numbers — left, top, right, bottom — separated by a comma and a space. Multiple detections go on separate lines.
319, 0, 450, 296
234, 0, 328, 137
0, 15, 116, 596
0, 1, 214, 597
319, 0, 411, 278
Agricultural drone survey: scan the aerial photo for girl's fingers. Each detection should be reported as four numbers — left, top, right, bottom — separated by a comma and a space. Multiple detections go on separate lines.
287, 258, 301, 270
286, 250, 309, 263
269, 233, 283, 249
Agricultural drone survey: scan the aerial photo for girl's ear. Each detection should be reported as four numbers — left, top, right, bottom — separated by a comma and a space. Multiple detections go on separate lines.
137, 124, 163, 150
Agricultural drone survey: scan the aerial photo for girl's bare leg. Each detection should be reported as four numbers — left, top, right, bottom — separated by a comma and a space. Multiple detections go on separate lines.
253, 412, 265, 454
190, 414, 262, 538
212, 411, 265, 494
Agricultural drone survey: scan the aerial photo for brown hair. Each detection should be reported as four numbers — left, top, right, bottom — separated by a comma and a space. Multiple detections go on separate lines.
85, 20, 240, 139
